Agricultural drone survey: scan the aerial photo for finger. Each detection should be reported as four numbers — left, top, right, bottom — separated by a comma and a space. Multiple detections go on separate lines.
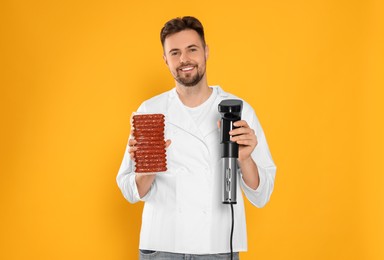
233, 136, 257, 146
230, 130, 257, 141
129, 148, 136, 160
165, 139, 172, 148
230, 127, 254, 136
128, 144, 138, 151
233, 120, 249, 128
217, 120, 221, 129
236, 139, 257, 146
128, 146, 138, 153
128, 139, 137, 146
233, 135, 258, 145
230, 135, 255, 143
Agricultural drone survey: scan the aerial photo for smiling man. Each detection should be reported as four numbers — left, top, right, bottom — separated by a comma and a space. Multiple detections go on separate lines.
165, 29, 207, 87
117, 16, 276, 260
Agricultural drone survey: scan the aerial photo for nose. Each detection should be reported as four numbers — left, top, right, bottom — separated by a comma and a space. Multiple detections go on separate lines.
179, 52, 190, 64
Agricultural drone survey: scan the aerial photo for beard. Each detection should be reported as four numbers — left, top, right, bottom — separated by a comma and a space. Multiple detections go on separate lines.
174, 62, 206, 87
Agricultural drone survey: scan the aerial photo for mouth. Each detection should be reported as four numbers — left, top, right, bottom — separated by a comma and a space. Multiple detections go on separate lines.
179, 65, 195, 72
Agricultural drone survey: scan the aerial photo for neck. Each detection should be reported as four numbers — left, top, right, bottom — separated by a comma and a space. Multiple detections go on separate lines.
175, 78, 212, 108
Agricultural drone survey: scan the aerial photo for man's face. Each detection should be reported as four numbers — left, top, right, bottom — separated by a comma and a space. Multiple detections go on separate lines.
163, 29, 208, 87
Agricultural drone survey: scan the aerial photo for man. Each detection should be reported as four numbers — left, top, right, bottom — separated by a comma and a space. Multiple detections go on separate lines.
117, 16, 276, 260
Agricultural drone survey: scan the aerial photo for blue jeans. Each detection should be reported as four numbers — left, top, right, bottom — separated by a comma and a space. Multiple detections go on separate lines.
139, 250, 240, 260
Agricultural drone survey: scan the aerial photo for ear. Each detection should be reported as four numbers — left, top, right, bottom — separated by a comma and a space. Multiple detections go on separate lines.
163, 54, 168, 66
205, 45, 209, 60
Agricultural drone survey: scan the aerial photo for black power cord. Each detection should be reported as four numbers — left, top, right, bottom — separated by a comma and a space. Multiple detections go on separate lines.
230, 203, 234, 260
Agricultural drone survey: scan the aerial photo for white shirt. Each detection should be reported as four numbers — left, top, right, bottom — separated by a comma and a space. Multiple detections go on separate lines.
183, 87, 217, 126
116, 86, 276, 254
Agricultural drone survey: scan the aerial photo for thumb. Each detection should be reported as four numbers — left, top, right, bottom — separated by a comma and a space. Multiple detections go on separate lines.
165, 139, 172, 148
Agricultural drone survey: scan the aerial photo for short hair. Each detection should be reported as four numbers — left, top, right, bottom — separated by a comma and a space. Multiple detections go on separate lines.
160, 16, 206, 48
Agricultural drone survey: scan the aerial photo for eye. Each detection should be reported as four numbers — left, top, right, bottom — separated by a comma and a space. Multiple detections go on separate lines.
190, 48, 197, 52
170, 51, 179, 56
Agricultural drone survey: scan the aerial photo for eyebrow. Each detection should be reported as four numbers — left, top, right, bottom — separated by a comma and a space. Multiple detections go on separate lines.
187, 44, 200, 49
168, 44, 200, 54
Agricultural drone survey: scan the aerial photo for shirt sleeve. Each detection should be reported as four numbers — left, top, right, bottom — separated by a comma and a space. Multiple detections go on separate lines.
116, 102, 155, 203
239, 105, 277, 208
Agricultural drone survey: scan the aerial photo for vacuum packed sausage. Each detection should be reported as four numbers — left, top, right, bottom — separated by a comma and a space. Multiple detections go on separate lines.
132, 114, 167, 173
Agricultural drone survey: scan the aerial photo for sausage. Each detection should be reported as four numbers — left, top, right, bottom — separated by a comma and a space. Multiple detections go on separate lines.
134, 131, 164, 138
133, 122, 164, 128
134, 154, 166, 160
135, 162, 167, 168
135, 166, 167, 173
133, 114, 164, 120
134, 140, 165, 147
134, 145, 166, 150
135, 149, 166, 155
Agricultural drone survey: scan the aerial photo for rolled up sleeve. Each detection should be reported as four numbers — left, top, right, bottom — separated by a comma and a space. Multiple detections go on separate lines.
116, 102, 154, 203
239, 106, 277, 208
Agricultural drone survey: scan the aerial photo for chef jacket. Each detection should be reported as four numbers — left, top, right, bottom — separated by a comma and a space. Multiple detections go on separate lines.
116, 86, 276, 254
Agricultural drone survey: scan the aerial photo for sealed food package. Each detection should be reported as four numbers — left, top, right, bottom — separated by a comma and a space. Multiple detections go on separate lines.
131, 113, 167, 175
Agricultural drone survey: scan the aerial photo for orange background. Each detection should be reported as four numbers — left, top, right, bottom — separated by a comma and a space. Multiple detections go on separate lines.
1, 0, 383, 259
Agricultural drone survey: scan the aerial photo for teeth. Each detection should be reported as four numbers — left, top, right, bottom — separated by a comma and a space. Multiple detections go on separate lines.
181, 66, 194, 71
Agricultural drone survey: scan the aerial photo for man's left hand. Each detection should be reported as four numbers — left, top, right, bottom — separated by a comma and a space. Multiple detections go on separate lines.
229, 120, 258, 162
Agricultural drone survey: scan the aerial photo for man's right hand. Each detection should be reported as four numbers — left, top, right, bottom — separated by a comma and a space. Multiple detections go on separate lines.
130, 137, 172, 199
